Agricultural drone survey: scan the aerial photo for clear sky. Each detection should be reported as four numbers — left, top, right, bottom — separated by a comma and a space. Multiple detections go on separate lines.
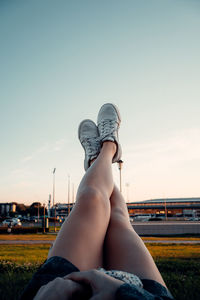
0, 0, 200, 205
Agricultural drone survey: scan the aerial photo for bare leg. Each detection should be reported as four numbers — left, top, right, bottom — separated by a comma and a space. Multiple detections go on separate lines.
104, 185, 166, 287
48, 142, 116, 271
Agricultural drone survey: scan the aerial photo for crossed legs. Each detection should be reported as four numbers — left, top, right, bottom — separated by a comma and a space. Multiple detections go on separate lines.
48, 142, 116, 270
104, 185, 166, 287
48, 141, 166, 287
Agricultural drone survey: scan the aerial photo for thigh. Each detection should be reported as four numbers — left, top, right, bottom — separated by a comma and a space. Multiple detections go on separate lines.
104, 187, 166, 287
48, 189, 111, 271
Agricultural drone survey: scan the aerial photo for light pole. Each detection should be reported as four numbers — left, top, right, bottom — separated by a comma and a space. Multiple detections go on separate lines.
125, 182, 130, 203
68, 175, 70, 216
52, 168, 56, 232
43, 203, 46, 233
37, 203, 40, 224
72, 183, 75, 204
118, 160, 123, 193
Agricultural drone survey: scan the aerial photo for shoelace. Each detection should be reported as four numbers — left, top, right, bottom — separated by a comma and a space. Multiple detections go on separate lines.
98, 120, 117, 138
81, 137, 100, 155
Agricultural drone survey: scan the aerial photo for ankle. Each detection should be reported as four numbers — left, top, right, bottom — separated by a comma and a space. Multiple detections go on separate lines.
102, 141, 117, 156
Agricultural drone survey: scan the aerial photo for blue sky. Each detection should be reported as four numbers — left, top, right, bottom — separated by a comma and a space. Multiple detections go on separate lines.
0, 0, 200, 205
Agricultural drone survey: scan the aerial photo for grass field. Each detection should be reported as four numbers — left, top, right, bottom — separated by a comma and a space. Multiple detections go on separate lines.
1, 243, 200, 263
1, 233, 200, 241
0, 234, 56, 241
0, 243, 200, 299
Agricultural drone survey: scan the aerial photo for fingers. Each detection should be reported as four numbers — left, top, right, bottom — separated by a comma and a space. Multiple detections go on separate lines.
66, 270, 97, 285
33, 277, 85, 300
67, 270, 123, 300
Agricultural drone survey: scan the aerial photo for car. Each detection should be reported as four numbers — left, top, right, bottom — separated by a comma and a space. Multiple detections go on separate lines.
2, 218, 22, 226
133, 214, 152, 222
2, 219, 13, 226
12, 218, 22, 226
188, 217, 199, 221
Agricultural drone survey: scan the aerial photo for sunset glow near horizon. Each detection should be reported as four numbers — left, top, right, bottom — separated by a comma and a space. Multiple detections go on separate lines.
0, 0, 200, 205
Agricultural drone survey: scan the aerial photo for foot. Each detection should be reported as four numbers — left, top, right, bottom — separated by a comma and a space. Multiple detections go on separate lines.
78, 119, 101, 171
97, 103, 122, 163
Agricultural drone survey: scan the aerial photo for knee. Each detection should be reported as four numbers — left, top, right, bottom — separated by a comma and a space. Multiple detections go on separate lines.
110, 206, 130, 228
77, 186, 110, 214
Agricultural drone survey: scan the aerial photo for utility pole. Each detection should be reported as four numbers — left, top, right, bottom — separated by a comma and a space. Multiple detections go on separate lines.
52, 168, 56, 232
72, 183, 75, 204
37, 203, 39, 223
48, 194, 51, 218
118, 160, 123, 193
43, 203, 45, 233
126, 183, 130, 203
68, 175, 70, 216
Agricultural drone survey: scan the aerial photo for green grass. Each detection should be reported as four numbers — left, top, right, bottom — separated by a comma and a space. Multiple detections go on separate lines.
1, 244, 200, 299
0, 244, 50, 264
0, 234, 56, 241
1, 243, 200, 263
147, 243, 200, 259
142, 236, 200, 241
156, 258, 200, 300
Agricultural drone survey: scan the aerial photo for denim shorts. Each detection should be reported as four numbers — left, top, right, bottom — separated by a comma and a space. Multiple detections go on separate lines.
20, 256, 79, 300
20, 256, 173, 300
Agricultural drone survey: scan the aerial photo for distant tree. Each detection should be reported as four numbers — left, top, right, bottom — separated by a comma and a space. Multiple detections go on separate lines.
30, 202, 42, 208
27, 202, 46, 217
16, 204, 27, 216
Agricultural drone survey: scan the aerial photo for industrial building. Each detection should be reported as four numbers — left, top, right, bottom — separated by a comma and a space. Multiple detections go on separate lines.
0, 202, 17, 216
1, 198, 200, 220
127, 197, 200, 218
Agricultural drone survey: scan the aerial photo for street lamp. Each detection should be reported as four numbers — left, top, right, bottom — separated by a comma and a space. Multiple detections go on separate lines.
118, 160, 123, 193
68, 175, 70, 216
43, 203, 46, 234
52, 168, 56, 232
125, 182, 130, 203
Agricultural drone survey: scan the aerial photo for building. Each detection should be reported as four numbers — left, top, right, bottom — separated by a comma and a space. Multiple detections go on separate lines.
50, 203, 73, 218
127, 197, 200, 218
51, 198, 200, 219
0, 202, 17, 216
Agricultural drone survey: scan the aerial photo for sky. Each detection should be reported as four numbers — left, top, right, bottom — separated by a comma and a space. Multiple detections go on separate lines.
0, 0, 200, 205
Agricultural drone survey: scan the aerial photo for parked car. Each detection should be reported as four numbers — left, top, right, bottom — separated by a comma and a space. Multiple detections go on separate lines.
188, 217, 199, 221
2, 218, 22, 226
29, 216, 39, 223
133, 214, 152, 222
2, 219, 12, 226
12, 218, 22, 225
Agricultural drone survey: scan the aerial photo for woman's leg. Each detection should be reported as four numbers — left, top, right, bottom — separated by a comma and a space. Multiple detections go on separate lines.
48, 142, 116, 271
104, 185, 166, 287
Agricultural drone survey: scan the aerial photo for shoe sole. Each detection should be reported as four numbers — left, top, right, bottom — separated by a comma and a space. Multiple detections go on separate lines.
78, 119, 98, 171
78, 119, 97, 141
97, 103, 121, 125
98, 103, 122, 163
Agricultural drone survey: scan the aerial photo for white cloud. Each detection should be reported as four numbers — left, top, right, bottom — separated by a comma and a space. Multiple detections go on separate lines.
120, 128, 200, 201
12, 181, 34, 189
52, 139, 66, 152
21, 155, 34, 163
21, 139, 67, 163
124, 128, 200, 166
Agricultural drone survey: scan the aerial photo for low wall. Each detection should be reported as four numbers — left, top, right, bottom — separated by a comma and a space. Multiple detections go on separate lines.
132, 222, 200, 236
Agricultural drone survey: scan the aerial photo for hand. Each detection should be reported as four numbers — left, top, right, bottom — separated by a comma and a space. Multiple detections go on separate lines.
33, 276, 89, 300
67, 269, 124, 300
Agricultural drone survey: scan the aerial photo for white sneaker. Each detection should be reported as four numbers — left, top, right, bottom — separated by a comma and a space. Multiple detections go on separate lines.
97, 103, 122, 163
78, 119, 100, 171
